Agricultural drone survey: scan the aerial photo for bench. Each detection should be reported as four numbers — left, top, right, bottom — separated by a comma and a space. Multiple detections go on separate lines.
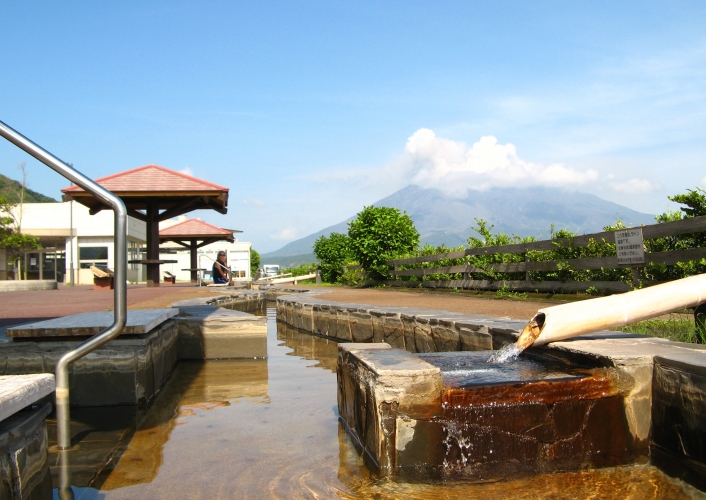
90, 266, 114, 290
163, 271, 176, 284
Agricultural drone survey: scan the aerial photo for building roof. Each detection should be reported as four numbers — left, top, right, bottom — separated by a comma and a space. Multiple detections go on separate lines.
62, 164, 227, 193
159, 218, 234, 241
61, 165, 229, 217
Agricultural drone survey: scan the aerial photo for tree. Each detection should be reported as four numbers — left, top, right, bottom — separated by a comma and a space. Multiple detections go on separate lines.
250, 248, 261, 276
669, 187, 706, 218
313, 232, 352, 283
347, 206, 419, 280
0, 195, 40, 279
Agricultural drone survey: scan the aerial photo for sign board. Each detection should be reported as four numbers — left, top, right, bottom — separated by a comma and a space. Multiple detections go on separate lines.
30, 258, 37, 266
615, 228, 645, 265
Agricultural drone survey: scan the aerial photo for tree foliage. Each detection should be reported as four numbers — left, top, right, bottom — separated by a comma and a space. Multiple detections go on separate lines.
313, 232, 353, 283
0, 195, 40, 277
347, 206, 419, 280
250, 248, 261, 276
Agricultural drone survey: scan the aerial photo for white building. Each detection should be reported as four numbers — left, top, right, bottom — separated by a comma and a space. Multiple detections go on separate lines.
1, 202, 146, 284
2, 203, 251, 284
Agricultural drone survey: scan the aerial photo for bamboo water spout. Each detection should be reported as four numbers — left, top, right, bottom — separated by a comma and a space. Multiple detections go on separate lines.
516, 273, 706, 350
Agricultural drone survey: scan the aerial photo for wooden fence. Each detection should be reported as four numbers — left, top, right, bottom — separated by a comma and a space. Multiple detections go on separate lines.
356, 215, 706, 294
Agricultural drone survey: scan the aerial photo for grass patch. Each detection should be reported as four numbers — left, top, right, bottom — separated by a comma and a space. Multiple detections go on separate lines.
618, 314, 704, 344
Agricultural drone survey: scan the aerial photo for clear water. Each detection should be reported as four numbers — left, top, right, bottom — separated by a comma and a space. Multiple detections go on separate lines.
419, 351, 584, 388
49, 308, 698, 499
486, 343, 522, 363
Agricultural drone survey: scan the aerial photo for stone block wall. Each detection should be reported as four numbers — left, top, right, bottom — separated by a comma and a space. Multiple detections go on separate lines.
276, 293, 526, 355
651, 355, 706, 491
0, 320, 179, 406
337, 343, 445, 474
0, 403, 53, 499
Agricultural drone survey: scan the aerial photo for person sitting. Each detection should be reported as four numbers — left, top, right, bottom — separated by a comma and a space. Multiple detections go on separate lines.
212, 251, 231, 285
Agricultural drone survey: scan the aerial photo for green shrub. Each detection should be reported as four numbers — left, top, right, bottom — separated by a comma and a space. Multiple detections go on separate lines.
348, 206, 419, 280
313, 232, 353, 283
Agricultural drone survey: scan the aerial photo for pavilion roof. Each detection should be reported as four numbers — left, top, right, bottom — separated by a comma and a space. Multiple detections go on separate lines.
61, 164, 229, 218
159, 218, 234, 242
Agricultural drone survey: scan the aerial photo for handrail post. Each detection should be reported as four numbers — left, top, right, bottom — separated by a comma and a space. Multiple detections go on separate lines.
0, 120, 127, 449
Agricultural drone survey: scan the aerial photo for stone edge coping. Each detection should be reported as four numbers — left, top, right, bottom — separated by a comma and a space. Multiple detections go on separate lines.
0, 280, 58, 292
278, 289, 706, 371
342, 347, 441, 377
0, 374, 55, 423
171, 289, 266, 308
6, 308, 180, 338
0, 320, 175, 347
171, 290, 268, 323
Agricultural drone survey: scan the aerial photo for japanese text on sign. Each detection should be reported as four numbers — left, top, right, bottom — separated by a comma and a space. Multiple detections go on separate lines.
615, 228, 645, 265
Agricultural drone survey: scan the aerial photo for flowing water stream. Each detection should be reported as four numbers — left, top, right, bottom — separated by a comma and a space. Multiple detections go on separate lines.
48, 307, 699, 499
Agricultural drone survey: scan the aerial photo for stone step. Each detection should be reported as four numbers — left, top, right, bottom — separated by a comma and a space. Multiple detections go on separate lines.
6, 308, 179, 338
0, 374, 55, 422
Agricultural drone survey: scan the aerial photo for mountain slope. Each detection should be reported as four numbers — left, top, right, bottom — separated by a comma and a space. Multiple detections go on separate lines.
263, 185, 656, 258
0, 174, 57, 203
262, 217, 353, 258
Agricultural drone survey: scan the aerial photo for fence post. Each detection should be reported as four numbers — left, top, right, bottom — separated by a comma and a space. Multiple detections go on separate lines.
631, 267, 641, 288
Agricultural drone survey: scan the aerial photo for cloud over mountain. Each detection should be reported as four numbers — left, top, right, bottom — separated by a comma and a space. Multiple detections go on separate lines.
404, 129, 599, 197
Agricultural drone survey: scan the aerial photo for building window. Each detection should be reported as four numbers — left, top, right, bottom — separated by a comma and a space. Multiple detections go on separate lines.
79, 246, 108, 269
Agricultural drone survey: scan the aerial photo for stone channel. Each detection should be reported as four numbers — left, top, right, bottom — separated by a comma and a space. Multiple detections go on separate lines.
1, 286, 705, 496
276, 288, 706, 490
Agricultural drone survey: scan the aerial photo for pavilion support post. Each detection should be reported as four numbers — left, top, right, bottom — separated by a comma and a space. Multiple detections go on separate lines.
146, 199, 160, 287
190, 240, 198, 283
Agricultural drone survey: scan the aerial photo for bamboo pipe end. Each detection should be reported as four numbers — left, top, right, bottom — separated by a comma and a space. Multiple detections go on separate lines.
516, 313, 545, 351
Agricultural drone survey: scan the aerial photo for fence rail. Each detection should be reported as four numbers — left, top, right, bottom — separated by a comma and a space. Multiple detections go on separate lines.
347, 214, 706, 293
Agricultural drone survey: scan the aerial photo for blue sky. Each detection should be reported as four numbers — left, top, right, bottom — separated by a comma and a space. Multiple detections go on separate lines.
1, 1, 705, 253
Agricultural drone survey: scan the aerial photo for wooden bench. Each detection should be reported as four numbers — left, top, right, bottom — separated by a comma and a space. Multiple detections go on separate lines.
163, 271, 176, 284
90, 266, 114, 290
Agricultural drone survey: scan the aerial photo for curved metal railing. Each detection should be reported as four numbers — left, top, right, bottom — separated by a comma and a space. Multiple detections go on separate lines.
0, 120, 127, 449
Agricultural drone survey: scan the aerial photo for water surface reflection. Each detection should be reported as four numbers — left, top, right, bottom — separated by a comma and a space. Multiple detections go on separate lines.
51, 308, 695, 499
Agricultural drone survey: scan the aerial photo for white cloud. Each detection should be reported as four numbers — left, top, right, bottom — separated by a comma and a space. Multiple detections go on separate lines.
403, 129, 599, 197
179, 167, 194, 176
271, 227, 297, 240
611, 178, 657, 194
701, 176, 706, 188
242, 198, 265, 206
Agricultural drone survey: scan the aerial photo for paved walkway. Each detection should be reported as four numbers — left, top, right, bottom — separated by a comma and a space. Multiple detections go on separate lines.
0, 283, 554, 329
286, 286, 555, 320
0, 283, 219, 328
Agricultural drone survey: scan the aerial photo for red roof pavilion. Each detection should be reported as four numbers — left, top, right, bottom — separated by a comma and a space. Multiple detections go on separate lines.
160, 219, 239, 284
62, 165, 230, 287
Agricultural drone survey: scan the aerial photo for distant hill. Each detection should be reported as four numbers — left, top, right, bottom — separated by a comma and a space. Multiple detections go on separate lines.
0, 174, 57, 203
263, 185, 656, 259
262, 217, 353, 259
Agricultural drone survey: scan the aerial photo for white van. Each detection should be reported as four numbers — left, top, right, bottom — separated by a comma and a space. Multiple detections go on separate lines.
262, 264, 280, 277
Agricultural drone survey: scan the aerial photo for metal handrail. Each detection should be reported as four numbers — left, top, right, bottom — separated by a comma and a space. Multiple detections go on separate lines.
0, 120, 127, 450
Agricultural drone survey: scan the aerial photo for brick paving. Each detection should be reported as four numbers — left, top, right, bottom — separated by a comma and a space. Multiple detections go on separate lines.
0, 283, 553, 329
0, 283, 218, 328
